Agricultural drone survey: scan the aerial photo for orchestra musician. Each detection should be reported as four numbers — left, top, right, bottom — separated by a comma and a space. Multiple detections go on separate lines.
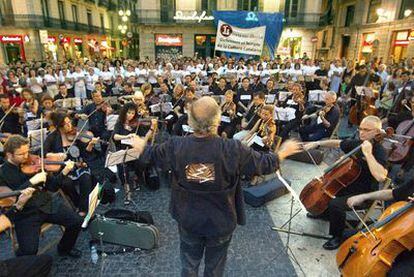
278, 83, 306, 141
242, 105, 276, 152
0, 135, 82, 257
0, 94, 23, 136
236, 77, 254, 108
54, 83, 75, 101
299, 91, 340, 141
304, 115, 388, 250
387, 70, 413, 129
212, 77, 228, 96
43, 112, 94, 216
113, 102, 140, 204
219, 90, 237, 138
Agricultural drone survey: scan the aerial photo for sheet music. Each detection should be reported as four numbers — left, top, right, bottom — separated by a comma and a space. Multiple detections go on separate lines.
275, 107, 296, 121
106, 114, 119, 131
308, 90, 326, 102
182, 124, 194, 133
28, 128, 48, 149
221, 115, 231, 123
26, 119, 41, 131
105, 149, 141, 167
265, 94, 276, 104
278, 91, 291, 101
240, 95, 251, 101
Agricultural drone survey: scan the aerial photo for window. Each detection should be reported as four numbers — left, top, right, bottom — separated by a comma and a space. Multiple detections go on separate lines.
71, 5, 78, 24
100, 13, 105, 32
238, 0, 258, 11
322, 30, 328, 48
87, 9, 93, 31
344, 5, 354, 27
201, 0, 217, 10
367, 0, 381, 23
58, 1, 65, 25
41, 0, 49, 18
285, 0, 299, 17
399, 0, 414, 19
110, 16, 114, 30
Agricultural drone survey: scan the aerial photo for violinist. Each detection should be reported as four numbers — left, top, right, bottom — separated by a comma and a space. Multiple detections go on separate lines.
299, 91, 340, 141
113, 103, 140, 204
278, 83, 305, 141
0, 135, 82, 257
234, 92, 265, 140
44, 113, 94, 216
20, 88, 40, 121
219, 90, 237, 138
304, 116, 388, 250
76, 90, 112, 143
0, 94, 23, 136
242, 105, 276, 152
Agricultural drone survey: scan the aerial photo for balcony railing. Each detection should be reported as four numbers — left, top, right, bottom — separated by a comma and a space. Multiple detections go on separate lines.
0, 14, 111, 35
284, 13, 326, 27
130, 9, 215, 26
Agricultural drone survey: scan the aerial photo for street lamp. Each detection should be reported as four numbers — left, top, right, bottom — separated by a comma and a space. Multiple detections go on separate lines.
118, 9, 130, 35
404, 9, 412, 18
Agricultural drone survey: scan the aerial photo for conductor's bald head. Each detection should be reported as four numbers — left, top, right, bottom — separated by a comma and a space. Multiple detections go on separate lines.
188, 96, 221, 135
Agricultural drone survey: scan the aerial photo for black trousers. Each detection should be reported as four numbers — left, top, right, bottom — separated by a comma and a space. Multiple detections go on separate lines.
0, 254, 52, 277
179, 227, 232, 277
14, 203, 82, 256
61, 173, 93, 213
278, 119, 301, 141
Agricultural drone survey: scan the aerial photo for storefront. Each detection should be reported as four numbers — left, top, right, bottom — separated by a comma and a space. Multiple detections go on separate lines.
359, 33, 379, 62
44, 36, 58, 61
390, 30, 411, 62
194, 34, 216, 58
154, 34, 183, 59
0, 35, 26, 63
277, 37, 302, 58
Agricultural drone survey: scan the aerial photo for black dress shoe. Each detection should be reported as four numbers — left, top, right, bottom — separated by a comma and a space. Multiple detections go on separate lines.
58, 248, 82, 258
323, 237, 342, 250
306, 213, 324, 219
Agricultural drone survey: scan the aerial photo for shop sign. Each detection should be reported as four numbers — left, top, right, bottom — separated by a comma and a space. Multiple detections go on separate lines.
173, 10, 214, 23
0, 35, 22, 43
409, 30, 414, 41
61, 37, 70, 44
155, 34, 183, 46
311, 36, 318, 43
74, 38, 83, 44
394, 40, 409, 46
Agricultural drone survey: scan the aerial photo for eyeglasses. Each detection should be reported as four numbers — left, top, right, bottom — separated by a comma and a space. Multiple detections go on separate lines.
359, 127, 375, 132
13, 151, 29, 156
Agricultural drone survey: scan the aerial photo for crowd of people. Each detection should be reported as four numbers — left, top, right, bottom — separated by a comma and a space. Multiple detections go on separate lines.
0, 53, 413, 276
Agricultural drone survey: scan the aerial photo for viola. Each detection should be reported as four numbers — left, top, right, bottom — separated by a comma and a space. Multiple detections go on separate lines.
336, 201, 414, 276
300, 129, 393, 215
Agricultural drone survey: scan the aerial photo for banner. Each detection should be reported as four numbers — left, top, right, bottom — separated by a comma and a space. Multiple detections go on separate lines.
215, 20, 266, 56
213, 11, 283, 59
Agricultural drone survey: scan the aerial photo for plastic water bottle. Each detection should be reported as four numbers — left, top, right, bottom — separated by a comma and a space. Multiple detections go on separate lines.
90, 245, 98, 264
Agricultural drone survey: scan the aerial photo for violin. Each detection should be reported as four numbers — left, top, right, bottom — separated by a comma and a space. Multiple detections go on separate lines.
65, 128, 109, 145
336, 201, 414, 276
0, 186, 21, 208
386, 119, 414, 163
300, 129, 394, 215
20, 154, 67, 175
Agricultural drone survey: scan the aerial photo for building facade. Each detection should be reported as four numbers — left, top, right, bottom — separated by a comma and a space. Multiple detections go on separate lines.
315, 0, 414, 62
135, 0, 325, 60
0, 0, 139, 63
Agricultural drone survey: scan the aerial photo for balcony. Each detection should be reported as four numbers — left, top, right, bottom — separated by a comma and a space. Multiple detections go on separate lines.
0, 14, 110, 35
130, 9, 215, 26
284, 13, 326, 28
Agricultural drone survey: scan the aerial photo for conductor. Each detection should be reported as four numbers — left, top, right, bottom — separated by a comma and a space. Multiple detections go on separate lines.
131, 96, 301, 277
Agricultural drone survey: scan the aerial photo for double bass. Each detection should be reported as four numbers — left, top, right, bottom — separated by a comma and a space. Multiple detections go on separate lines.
300, 130, 392, 215
336, 201, 414, 276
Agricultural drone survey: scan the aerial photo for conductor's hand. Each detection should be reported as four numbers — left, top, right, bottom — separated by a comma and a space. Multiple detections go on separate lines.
29, 172, 47, 186
347, 195, 366, 208
130, 135, 147, 154
277, 139, 302, 161
15, 187, 36, 210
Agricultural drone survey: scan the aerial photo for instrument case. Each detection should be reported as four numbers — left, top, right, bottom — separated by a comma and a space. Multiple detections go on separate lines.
243, 175, 289, 207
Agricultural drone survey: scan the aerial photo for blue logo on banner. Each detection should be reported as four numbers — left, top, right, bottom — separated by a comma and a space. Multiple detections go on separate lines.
245, 12, 258, 22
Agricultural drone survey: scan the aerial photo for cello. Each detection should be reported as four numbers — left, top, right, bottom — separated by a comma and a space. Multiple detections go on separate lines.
300, 129, 393, 215
349, 86, 378, 126
336, 201, 414, 276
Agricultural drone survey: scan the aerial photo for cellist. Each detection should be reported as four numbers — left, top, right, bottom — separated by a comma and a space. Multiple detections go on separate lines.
304, 115, 388, 250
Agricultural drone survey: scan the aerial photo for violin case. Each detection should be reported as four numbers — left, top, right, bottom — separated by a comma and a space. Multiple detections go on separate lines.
88, 209, 159, 250
287, 149, 324, 165
243, 174, 289, 207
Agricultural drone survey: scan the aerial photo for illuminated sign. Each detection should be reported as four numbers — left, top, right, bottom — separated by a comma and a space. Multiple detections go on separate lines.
155, 34, 183, 46
0, 35, 22, 43
173, 10, 214, 23
74, 38, 83, 44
